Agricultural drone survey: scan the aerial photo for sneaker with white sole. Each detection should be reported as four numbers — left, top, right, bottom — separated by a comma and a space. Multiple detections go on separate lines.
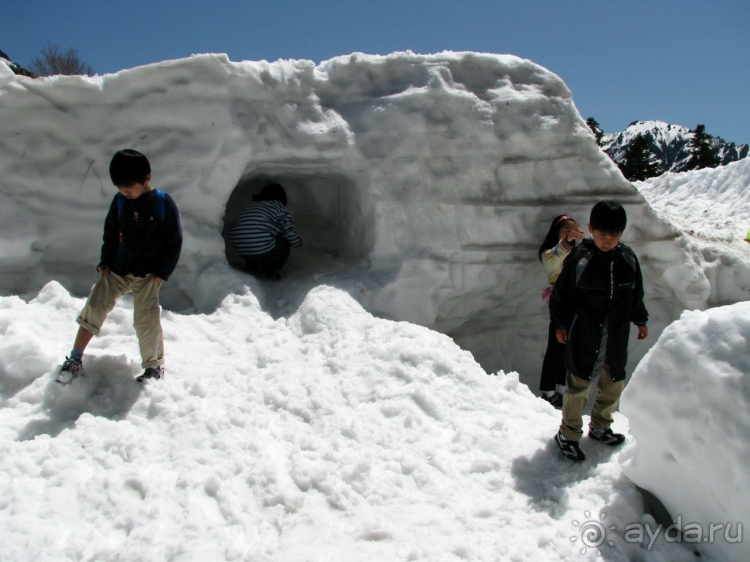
136, 366, 164, 383
541, 391, 563, 409
555, 430, 586, 462
55, 357, 84, 384
588, 427, 626, 446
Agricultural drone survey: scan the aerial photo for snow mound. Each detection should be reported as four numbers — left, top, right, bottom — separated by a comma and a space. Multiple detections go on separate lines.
620, 300, 750, 561
635, 157, 750, 243
0, 281, 696, 561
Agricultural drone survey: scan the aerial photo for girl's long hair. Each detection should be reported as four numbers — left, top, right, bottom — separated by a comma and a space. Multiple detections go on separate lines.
538, 215, 571, 262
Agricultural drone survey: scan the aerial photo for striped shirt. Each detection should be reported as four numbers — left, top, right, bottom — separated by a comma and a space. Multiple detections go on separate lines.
230, 200, 302, 257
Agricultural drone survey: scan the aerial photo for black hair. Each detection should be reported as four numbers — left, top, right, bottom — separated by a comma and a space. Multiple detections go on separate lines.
253, 183, 287, 206
109, 149, 151, 187
538, 214, 575, 262
589, 200, 627, 235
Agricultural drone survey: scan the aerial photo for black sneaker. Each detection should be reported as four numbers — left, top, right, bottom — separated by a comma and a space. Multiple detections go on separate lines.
137, 366, 164, 383
588, 427, 626, 446
55, 357, 84, 384
541, 392, 563, 409
555, 431, 586, 462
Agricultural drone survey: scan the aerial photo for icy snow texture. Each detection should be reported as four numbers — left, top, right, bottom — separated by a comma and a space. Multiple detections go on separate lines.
0, 281, 699, 561
0, 51, 748, 382
620, 301, 750, 561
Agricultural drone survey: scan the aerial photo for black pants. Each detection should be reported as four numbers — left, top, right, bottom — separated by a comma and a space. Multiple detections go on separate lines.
539, 319, 567, 392
241, 235, 291, 277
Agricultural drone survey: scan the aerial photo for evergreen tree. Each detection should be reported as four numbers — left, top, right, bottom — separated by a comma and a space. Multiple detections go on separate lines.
618, 133, 661, 181
29, 43, 94, 77
684, 124, 721, 171
586, 117, 604, 146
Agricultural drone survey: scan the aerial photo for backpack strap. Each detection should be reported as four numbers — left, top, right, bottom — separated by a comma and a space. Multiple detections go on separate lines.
115, 190, 166, 224
154, 189, 166, 223
116, 192, 126, 218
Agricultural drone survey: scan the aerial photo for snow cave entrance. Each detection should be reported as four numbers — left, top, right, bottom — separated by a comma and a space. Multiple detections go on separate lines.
222, 166, 372, 277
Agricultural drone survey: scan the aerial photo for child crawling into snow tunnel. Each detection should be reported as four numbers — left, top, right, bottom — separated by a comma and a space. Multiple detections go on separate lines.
229, 183, 303, 280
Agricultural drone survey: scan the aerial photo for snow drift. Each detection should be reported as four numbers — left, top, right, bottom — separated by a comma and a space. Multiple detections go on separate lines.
0, 51, 748, 382
621, 301, 750, 561
0, 281, 700, 561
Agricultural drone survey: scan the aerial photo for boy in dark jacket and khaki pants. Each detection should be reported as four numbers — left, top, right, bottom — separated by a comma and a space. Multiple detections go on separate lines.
56, 149, 182, 384
550, 201, 649, 462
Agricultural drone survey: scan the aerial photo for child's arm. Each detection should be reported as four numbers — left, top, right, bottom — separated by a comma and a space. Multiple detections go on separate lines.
152, 194, 183, 281
631, 255, 649, 340
277, 209, 302, 247
98, 196, 120, 273
541, 239, 573, 283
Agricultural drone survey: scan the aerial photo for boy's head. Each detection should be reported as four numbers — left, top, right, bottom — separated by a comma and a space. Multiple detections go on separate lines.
588, 200, 626, 252
109, 149, 151, 188
253, 183, 287, 206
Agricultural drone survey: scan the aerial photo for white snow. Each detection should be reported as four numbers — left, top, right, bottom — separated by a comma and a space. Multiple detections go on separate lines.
635, 157, 750, 244
0, 51, 749, 561
621, 301, 750, 561
1, 50, 738, 383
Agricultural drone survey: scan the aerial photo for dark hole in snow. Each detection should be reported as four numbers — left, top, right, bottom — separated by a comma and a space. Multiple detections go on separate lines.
221, 166, 374, 275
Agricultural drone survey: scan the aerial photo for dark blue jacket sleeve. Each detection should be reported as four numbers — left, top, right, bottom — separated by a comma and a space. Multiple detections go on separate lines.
99, 196, 120, 271
154, 193, 183, 280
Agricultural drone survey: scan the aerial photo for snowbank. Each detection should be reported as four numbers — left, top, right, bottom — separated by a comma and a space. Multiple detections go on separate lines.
0, 280, 698, 561
0, 50, 720, 382
620, 301, 750, 561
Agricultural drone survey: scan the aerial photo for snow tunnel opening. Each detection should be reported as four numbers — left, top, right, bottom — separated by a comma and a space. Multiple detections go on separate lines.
222, 166, 373, 277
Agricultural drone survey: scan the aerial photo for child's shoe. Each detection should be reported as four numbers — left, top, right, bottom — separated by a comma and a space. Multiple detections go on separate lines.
588, 427, 626, 446
137, 366, 164, 383
541, 391, 563, 409
555, 431, 586, 462
55, 357, 84, 384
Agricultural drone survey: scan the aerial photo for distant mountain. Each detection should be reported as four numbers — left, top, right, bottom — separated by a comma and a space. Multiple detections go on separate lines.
601, 120, 748, 174
0, 48, 36, 78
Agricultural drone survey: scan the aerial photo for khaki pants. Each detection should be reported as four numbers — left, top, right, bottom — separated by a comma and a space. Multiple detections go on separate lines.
77, 270, 164, 368
560, 363, 624, 442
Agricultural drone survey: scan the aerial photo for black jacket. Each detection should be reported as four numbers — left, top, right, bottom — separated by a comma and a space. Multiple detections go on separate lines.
549, 238, 648, 382
99, 190, 182, 280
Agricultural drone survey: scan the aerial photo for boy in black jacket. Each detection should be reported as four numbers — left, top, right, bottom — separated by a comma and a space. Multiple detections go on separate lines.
56, 149, 182, 384
549, 201, 648, 461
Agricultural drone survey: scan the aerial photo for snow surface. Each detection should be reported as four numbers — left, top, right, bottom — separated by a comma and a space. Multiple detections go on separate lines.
0, 280, 699, 561
3, 50, 746, 384
621, 301, 750, 561
635, 157, 750, 244
0, 51, 749, 561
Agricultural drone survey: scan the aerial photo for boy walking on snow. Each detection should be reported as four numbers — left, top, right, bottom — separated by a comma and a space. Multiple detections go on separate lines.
56, 149, 182, 384
549, 201, 649, 462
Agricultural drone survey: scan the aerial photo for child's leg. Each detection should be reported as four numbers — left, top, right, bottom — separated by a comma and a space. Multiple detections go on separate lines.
131, 275, 164, 369
589, 363, 625, 430
539, 320, 566, 392
76, 270, 130, 342
560, 371, 592, 441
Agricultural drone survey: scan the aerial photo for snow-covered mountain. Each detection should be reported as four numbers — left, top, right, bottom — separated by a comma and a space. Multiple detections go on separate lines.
602, 120, 749, 173
0, 48, 35, 78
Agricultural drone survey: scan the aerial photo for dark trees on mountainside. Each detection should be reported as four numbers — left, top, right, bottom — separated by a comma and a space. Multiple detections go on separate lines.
586, 117, 604, 146
683, 124, 721, 171
29, 43, 94, 77
618, 133, 662, 181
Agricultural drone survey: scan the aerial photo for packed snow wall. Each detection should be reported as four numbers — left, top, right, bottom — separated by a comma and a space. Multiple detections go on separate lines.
0, 52, 747, 382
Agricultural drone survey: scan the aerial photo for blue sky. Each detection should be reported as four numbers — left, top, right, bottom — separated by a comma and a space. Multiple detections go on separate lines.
3, 0, 748, 143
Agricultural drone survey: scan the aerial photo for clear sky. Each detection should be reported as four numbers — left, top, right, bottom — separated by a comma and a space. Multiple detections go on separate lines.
2, 0, 748, 143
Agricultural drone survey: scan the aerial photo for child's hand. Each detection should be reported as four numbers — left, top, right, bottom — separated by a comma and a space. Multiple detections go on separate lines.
97, 266, 109, 275
636, 325, 648, 340
567, 224, 585, 242
152, 276, 164, 284
556, 328, 568, 344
